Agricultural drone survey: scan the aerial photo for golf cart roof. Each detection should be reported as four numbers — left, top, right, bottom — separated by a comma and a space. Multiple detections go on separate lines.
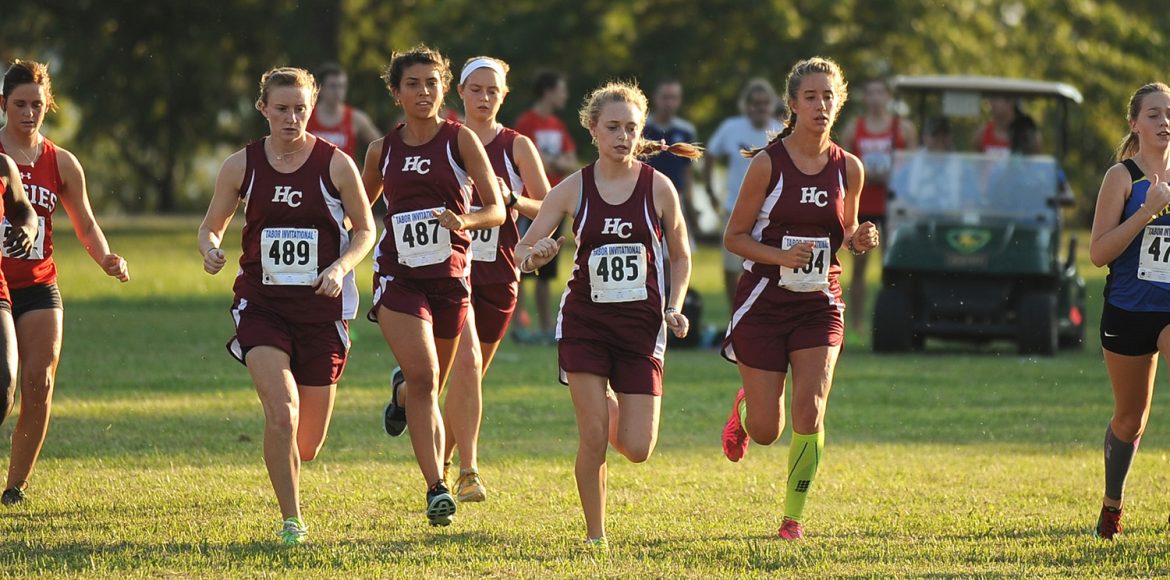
892, 75, 1083, 104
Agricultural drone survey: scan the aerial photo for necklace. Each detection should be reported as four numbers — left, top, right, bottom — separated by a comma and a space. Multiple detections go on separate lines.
269, 137, 309, 163
2, 134, 41, 168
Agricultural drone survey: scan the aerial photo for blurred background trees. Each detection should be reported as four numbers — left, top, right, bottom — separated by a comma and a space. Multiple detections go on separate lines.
1, 0, 1163, 218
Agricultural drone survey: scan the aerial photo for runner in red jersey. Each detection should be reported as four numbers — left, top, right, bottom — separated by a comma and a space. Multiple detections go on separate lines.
306, 63, 381, 162
0, 60, 129, 507
975, 95, 1040, 156
840, 77, 916, 332
719, 58, 878, 541
516, 81, 698, 550
198, 67, 376, 545
0, 153, 36, 442
439, 56, 550, 503
360, 45, 505, 527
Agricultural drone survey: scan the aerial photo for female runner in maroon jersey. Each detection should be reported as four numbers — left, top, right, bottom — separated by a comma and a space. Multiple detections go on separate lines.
440, 56, 551, 503
0, 60, 130, 507
198, 67, 376, 545
360, 45, 505, 527
719, 57, 878, 541
516, 81, 698, 550
0, 154, 37, 432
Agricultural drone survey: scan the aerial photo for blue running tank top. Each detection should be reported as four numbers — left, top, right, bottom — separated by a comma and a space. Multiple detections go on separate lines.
1105, 158, 1170, 312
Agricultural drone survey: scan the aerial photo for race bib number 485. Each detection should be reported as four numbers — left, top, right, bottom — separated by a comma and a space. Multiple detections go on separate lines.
588, 243, 647, 303
1, 216, 46, 260
1140, 225, 1170, 282
392, 208, 452, 268
779, 236, 831, 292
261, 228, 318, 286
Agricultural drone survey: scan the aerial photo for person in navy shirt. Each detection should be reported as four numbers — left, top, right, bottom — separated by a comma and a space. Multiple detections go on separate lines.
643, 79, 698, 241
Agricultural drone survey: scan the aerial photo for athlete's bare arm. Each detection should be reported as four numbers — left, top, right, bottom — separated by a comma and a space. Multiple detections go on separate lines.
723, 152, 812, 269
1090, 164, 1170, 267
352, 109, 383, 150
360, 137, 386, 205
444, 125, 504, 231
842, 151, 877, 252
56, 147, 128, 282
515, 171, 581, 270
313, 151, 376, 297
198, 149, 247, 275
511, 134, 551, 220
840, 117, 859, 153
0, 154, 35, 259
653, 170, 692, 338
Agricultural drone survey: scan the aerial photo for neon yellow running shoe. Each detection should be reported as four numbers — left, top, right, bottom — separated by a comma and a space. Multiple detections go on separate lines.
455, 469, 487, 503
582, 536, 609, 556
278, 516, 309, 546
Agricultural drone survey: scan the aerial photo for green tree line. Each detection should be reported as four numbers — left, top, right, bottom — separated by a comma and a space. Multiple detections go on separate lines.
2, 0, 1164, 218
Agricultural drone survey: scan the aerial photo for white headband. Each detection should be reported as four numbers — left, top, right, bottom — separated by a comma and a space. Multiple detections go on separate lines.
459, 58, 507, 86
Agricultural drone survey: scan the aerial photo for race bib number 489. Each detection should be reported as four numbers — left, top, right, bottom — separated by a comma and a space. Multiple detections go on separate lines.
779, 236, 831, 292
1139, 225, 1170, 282
261, 228, 318, 286
1, 216, 46, 260
392, 208, 452, 268
588, 243, 648, 303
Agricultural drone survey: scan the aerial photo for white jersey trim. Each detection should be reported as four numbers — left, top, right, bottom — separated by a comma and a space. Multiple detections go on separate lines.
743, 173, 784, 272
721, 276, 769, 363
322, 177, 359, 320
643, 193, 667, 361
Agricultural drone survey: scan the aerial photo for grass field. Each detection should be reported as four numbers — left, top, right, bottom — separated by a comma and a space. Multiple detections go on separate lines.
2, 218, 1170, 577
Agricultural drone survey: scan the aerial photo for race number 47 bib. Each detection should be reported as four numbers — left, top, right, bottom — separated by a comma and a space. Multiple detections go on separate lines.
588, 243, 647, 303
1139, 225, 1170, 282
261, 228, 318, 286
392, 208, 452, 268
468, 205, 500, 263
779, 236, 831, 292
1, 216, 47, 260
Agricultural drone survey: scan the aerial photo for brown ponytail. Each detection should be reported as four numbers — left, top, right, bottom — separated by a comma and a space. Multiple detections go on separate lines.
741, 57, 848, 159
635, 138, 704, 160
1117, 83, 1170, 162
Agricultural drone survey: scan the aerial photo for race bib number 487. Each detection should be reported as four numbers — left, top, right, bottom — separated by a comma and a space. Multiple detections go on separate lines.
392, 208, 452, 268
1, 216, 46, 260
588, 243, 648, 303
779, 236, 831, 292
1140, 225, 1170, 282
261, 228, 318, 286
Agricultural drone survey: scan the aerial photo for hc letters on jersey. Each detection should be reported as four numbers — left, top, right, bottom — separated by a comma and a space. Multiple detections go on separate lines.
601, 218, 634, 239
800, 186, 829, 208
402, 156, 432, 175
271, 185, 303, 208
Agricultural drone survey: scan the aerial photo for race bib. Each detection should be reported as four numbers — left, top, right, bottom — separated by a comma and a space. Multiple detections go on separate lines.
468, 205, 500, 263
261, 228, 318, 286
1, 216, 47, 260
588, 243, 647, 303
779, 236, 830, 292
392, 208, 452, 268
1139, 225, 1170, 282
862, 151, 893, 175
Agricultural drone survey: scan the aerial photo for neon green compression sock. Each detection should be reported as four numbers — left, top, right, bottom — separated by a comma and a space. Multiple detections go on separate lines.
783, 430, 824, 523
737, 395, 748, 426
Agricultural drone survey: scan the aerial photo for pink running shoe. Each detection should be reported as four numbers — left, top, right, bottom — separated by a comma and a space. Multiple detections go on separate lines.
722, 388, 750, 462
778, 517, 804, 540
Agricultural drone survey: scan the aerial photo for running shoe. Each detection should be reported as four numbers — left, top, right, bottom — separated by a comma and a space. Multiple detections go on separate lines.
1, 487, 25, 506
777, 517, 804, 540
426, 481, 457, 526
383, 367, 407, 437
722, 388, 750, 462
278, 516, 309, 546
455, 469, 487, 503
582, 536, 609, 556
1095, 506, 1122, 540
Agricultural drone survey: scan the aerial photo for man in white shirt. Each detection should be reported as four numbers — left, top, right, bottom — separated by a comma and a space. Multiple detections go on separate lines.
703, 78, 783, 309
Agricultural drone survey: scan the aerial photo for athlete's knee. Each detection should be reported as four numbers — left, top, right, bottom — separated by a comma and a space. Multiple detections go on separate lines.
452, 350, 482, 382
618, 438, 656, 463
20, 371, 54, 402
745, 415, 781, 446
791, 397, 827, 433
263, 401, 299, 434
402, 366, 440, 396
577, 426, 609, 461
1112, 414, 1147, 442
299, 440, 325, 462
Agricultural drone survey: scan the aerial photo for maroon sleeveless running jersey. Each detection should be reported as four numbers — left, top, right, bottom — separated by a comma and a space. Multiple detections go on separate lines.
557, 162, 666, 360
0, 138, 61, 288
469, 127, 525, 286
742, 139, 848, 300
374, 120, 473, 279
232, 138, 358, 323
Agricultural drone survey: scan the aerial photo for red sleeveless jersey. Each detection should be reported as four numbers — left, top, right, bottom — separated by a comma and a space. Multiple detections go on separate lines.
232, 138, 358, 323
0, 172, 9, 301
742, 139, 847, 301
850, 116, 904, 217
557, 162, 666, 360
469, 127, 525, 286
374, 120, 473, 280
979, 122, 1011, 156
0, 138, 61, 288
307, 105, 357, 160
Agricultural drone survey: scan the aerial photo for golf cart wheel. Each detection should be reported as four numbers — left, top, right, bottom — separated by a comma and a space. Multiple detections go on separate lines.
873, 287, 914, 353
1018, 291, 1057, 356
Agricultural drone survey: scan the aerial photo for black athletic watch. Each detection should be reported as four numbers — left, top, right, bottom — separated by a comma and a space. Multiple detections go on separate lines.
506, 191, 519, 208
